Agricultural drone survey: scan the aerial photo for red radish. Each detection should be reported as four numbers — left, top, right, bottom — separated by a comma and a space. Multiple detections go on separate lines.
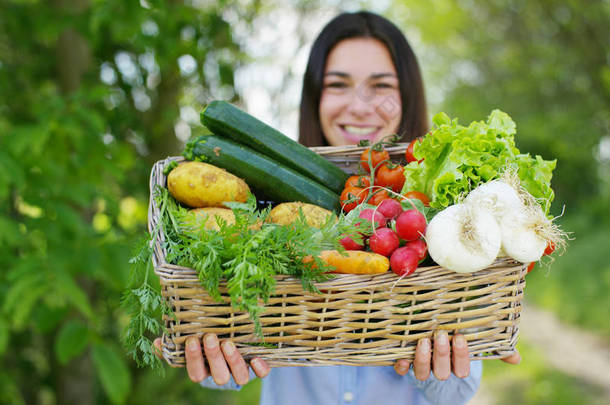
369, 228, 400, 257
340, 235, 364, 250
358, 208, 387, 229
390, 246, 419, 276
376, 198, 403, 219
405, 239, 427, 260
395, 209, 427, 241
543, 242, 556, 256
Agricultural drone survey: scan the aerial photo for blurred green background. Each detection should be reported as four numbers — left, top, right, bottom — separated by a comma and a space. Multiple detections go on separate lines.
1, 0, 608, 404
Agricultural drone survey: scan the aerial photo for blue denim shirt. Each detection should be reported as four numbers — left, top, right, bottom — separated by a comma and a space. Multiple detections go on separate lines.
200, 361, 482, 405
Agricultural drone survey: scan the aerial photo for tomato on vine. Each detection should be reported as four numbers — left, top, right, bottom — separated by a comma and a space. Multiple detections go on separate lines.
376, 164, 405, 192
340, 186, 369, 212
345, 175, 371, 189
405, 138, 423, 163
368, 189, 390, 206
402, 190, 430, 207
360, 147, 390, 173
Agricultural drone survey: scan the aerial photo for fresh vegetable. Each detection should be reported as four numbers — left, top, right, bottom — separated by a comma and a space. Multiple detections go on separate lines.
425, 203, 502, 273
153, 188, 357, 335
368, 189, 390, 206
319, 250, 389, 275
201, 100, 348, 193
395, 209, 427, 241
360, 147, 390, 173
345, 175, 371, 188
405, 239, 428, 261
465, 173, 567, 264
464, 179, 522, 218
403, 110, 556, 214
188, 207, 236, 231
340, 235, 364, 250
340, 186, 368, 213
405, 138, 421, 163
389, 246, 419, 276
376, 164, 405, 192
269, 202, 335, 228
357, 208, 387, 230
369, 227, 400, 257
167, 161, 250, 208
402, 191, 430, 207
184, 135, 340, 211
376, 198, 403, 219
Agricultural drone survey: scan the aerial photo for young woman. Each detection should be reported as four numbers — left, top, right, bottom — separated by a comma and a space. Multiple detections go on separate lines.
155, 10, 521, 405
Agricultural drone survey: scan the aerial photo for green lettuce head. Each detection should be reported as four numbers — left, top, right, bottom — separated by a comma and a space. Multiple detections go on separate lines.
402, 110, 556, 214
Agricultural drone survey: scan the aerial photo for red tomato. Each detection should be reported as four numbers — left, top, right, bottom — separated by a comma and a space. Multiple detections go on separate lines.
340, 186, 368, 213
403, 191, 430, 207
368, 189, 390, 206
345, 175, 371, 189
376, 164, 406, 193
405, 138, 423, 163
360, 148, 390, 173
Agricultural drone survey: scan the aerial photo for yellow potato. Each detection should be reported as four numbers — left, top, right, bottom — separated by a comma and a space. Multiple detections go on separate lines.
167, 161, 250, 208
269, 202, 335, 228
188, 207, 235, 231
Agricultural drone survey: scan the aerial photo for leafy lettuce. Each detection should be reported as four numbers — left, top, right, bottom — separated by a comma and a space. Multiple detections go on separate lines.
402, 110, 556, 214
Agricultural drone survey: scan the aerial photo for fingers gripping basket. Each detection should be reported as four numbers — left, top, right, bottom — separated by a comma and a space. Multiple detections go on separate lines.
150, 144, 527, 367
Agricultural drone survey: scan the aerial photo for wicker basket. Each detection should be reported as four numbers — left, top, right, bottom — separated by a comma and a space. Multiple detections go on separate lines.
149, 144, 526, 367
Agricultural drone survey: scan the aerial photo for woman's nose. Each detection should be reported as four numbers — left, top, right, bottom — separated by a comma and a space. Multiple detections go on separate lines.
346, 85, 376, 117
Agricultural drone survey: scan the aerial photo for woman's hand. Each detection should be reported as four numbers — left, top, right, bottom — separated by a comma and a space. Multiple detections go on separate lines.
393, 331, 471, 380
500, 350, 521, 364
153, 333, 270, 385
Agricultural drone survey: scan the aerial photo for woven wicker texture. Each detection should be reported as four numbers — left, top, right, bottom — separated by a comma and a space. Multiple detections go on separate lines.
149, 144, 526, 367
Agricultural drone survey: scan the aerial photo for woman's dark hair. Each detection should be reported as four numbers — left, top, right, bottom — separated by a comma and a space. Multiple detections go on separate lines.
298, 11, 428, 147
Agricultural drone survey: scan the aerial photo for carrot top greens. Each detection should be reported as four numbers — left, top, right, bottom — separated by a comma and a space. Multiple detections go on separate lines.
123, 186, 362, 370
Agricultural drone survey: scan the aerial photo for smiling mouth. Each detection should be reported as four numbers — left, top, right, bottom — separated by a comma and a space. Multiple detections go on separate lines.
341, 125, 380, 136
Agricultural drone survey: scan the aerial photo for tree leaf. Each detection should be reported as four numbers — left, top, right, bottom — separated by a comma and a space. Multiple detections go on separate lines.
91, 342, 131, 405
54, 320, 90, 364
55, 270, 94, 320
0, 319, 8, 355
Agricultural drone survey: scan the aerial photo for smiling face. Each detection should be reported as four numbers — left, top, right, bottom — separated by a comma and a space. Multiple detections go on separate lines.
319, 37, 402, 146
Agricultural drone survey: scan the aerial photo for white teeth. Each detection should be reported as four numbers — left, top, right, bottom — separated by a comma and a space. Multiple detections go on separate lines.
343, 125, 378, 135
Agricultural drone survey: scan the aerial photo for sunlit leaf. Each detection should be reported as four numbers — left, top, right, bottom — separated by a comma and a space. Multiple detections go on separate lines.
91, 342, 131, 405
54, 320, 90, 364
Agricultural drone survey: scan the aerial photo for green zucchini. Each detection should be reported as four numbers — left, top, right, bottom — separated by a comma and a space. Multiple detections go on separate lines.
183, 135, 340, 211
201, 101, 348, 193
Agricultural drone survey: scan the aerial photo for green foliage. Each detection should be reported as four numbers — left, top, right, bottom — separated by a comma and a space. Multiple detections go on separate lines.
481, 339, 608, 405
0, 0, 261, 403
394, 0, 610, 216
55, 320, 91, 365
91, 342, 132, 405
526, 217, 610, 339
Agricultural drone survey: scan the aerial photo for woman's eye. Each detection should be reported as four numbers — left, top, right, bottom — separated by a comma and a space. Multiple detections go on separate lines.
373, 82, 394, 89
325, 82, 348, 88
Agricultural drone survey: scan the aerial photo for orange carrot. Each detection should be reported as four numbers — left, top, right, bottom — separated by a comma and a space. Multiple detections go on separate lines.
318, 250, 389, 275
